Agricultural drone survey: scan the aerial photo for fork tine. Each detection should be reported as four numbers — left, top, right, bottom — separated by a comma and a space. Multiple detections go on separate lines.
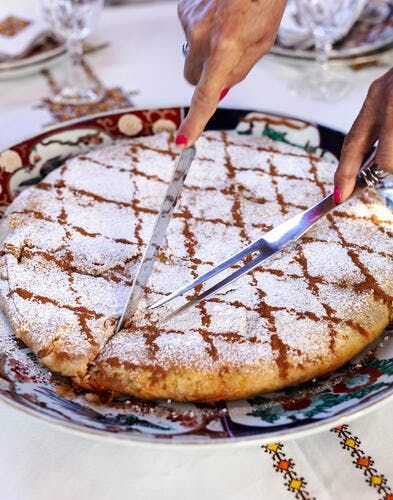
164, 250, 271, 320
148, 240, 262, 310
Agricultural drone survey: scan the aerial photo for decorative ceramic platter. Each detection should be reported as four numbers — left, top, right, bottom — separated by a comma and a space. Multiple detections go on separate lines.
0, 107, 392, 446
273, 0, 393, 60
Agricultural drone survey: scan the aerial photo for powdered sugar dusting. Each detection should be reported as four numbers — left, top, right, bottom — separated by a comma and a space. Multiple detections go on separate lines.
0, 131, 392, 389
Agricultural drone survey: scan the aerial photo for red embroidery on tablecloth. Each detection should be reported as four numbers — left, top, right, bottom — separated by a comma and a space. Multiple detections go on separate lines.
38, 59, 137, 124
331, 424, 393, 500
0, 16, 30, 37
262, 442, 315, 500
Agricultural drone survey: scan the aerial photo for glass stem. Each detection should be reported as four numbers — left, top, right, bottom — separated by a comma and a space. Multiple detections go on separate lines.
313, 31, 332, 78
65, 38, 84, 90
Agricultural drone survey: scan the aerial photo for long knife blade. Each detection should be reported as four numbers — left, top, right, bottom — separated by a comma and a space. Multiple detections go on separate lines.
116, 145, 196, 331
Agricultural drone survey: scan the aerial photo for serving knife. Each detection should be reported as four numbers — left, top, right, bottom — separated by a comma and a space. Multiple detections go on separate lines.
116, 145, 196, 332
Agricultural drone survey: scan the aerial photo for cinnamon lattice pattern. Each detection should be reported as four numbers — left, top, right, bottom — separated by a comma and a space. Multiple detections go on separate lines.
1, 131, 392, 386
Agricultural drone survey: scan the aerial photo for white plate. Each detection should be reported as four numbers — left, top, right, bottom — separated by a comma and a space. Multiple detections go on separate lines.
0, 43, 66, 80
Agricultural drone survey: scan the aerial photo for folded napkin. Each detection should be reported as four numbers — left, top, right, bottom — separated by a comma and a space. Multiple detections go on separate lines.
277, 0, 366, 49
0, 11, 58, 62
277, 1, 312, 49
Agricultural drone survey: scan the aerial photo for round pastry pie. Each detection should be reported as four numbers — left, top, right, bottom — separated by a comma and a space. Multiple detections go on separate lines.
0, 131, 392, 401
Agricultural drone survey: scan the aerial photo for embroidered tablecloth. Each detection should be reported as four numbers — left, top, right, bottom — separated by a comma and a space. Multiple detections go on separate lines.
0, 2, 392, 499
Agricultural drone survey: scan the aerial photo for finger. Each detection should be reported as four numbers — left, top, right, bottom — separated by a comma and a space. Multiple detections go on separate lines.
176, 43, 241, 146
177, 1, 193, 37
226, 43, 272, 86
178, 1, 207, 85
375, 94, 393, 174
183, 43, 204, 86
334, 83, 381, 203
198, 39, 276, 104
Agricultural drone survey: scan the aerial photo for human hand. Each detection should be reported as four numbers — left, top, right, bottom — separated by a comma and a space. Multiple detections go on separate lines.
176, 0, 287, 147
334, 67, 393, 203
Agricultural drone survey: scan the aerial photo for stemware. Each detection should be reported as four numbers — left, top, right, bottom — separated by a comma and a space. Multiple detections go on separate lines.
291, 0, 368, 101
40, 0, 104, 105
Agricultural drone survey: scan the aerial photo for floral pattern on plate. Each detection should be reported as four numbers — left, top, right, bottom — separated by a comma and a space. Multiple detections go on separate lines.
0, 106, 391, 445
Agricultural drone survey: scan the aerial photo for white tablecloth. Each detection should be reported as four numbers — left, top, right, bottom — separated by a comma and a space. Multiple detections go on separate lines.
0, 2, 392, 499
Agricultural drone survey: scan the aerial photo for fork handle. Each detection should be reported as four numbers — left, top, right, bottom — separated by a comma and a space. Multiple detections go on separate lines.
354, 148, 388, 191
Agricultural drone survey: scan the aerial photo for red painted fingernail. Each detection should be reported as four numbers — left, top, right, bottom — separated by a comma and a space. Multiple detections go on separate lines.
175, 134, 188, 146
219, 87, 230, 101
333, 186, 342, 204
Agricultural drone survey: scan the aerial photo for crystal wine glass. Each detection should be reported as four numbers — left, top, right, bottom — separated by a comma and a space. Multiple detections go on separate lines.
291, 0, 367, 101
40, 0, 104, 105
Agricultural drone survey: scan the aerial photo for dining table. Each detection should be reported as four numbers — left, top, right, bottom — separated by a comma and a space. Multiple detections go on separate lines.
0, 1, 392, 499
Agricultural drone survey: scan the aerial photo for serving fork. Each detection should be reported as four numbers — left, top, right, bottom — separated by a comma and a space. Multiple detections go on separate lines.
149, 150, 387, 317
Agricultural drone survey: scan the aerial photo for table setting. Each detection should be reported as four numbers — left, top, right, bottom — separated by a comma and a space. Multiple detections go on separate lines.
274, 0, 393, 60
0, 1, 392, 499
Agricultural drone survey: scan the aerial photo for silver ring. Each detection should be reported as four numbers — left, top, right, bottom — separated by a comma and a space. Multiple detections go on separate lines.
182, 41, 189, 57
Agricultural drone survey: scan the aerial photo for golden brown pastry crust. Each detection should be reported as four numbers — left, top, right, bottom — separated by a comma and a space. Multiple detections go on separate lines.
1, 131, 392, 401
78, 301, 389, 401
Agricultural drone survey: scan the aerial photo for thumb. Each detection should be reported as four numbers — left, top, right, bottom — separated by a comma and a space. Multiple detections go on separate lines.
334, 88, 380, 203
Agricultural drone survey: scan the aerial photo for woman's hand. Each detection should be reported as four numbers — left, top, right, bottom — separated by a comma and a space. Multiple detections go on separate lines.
334, 67, 393, 203
176, 0, 287, 147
